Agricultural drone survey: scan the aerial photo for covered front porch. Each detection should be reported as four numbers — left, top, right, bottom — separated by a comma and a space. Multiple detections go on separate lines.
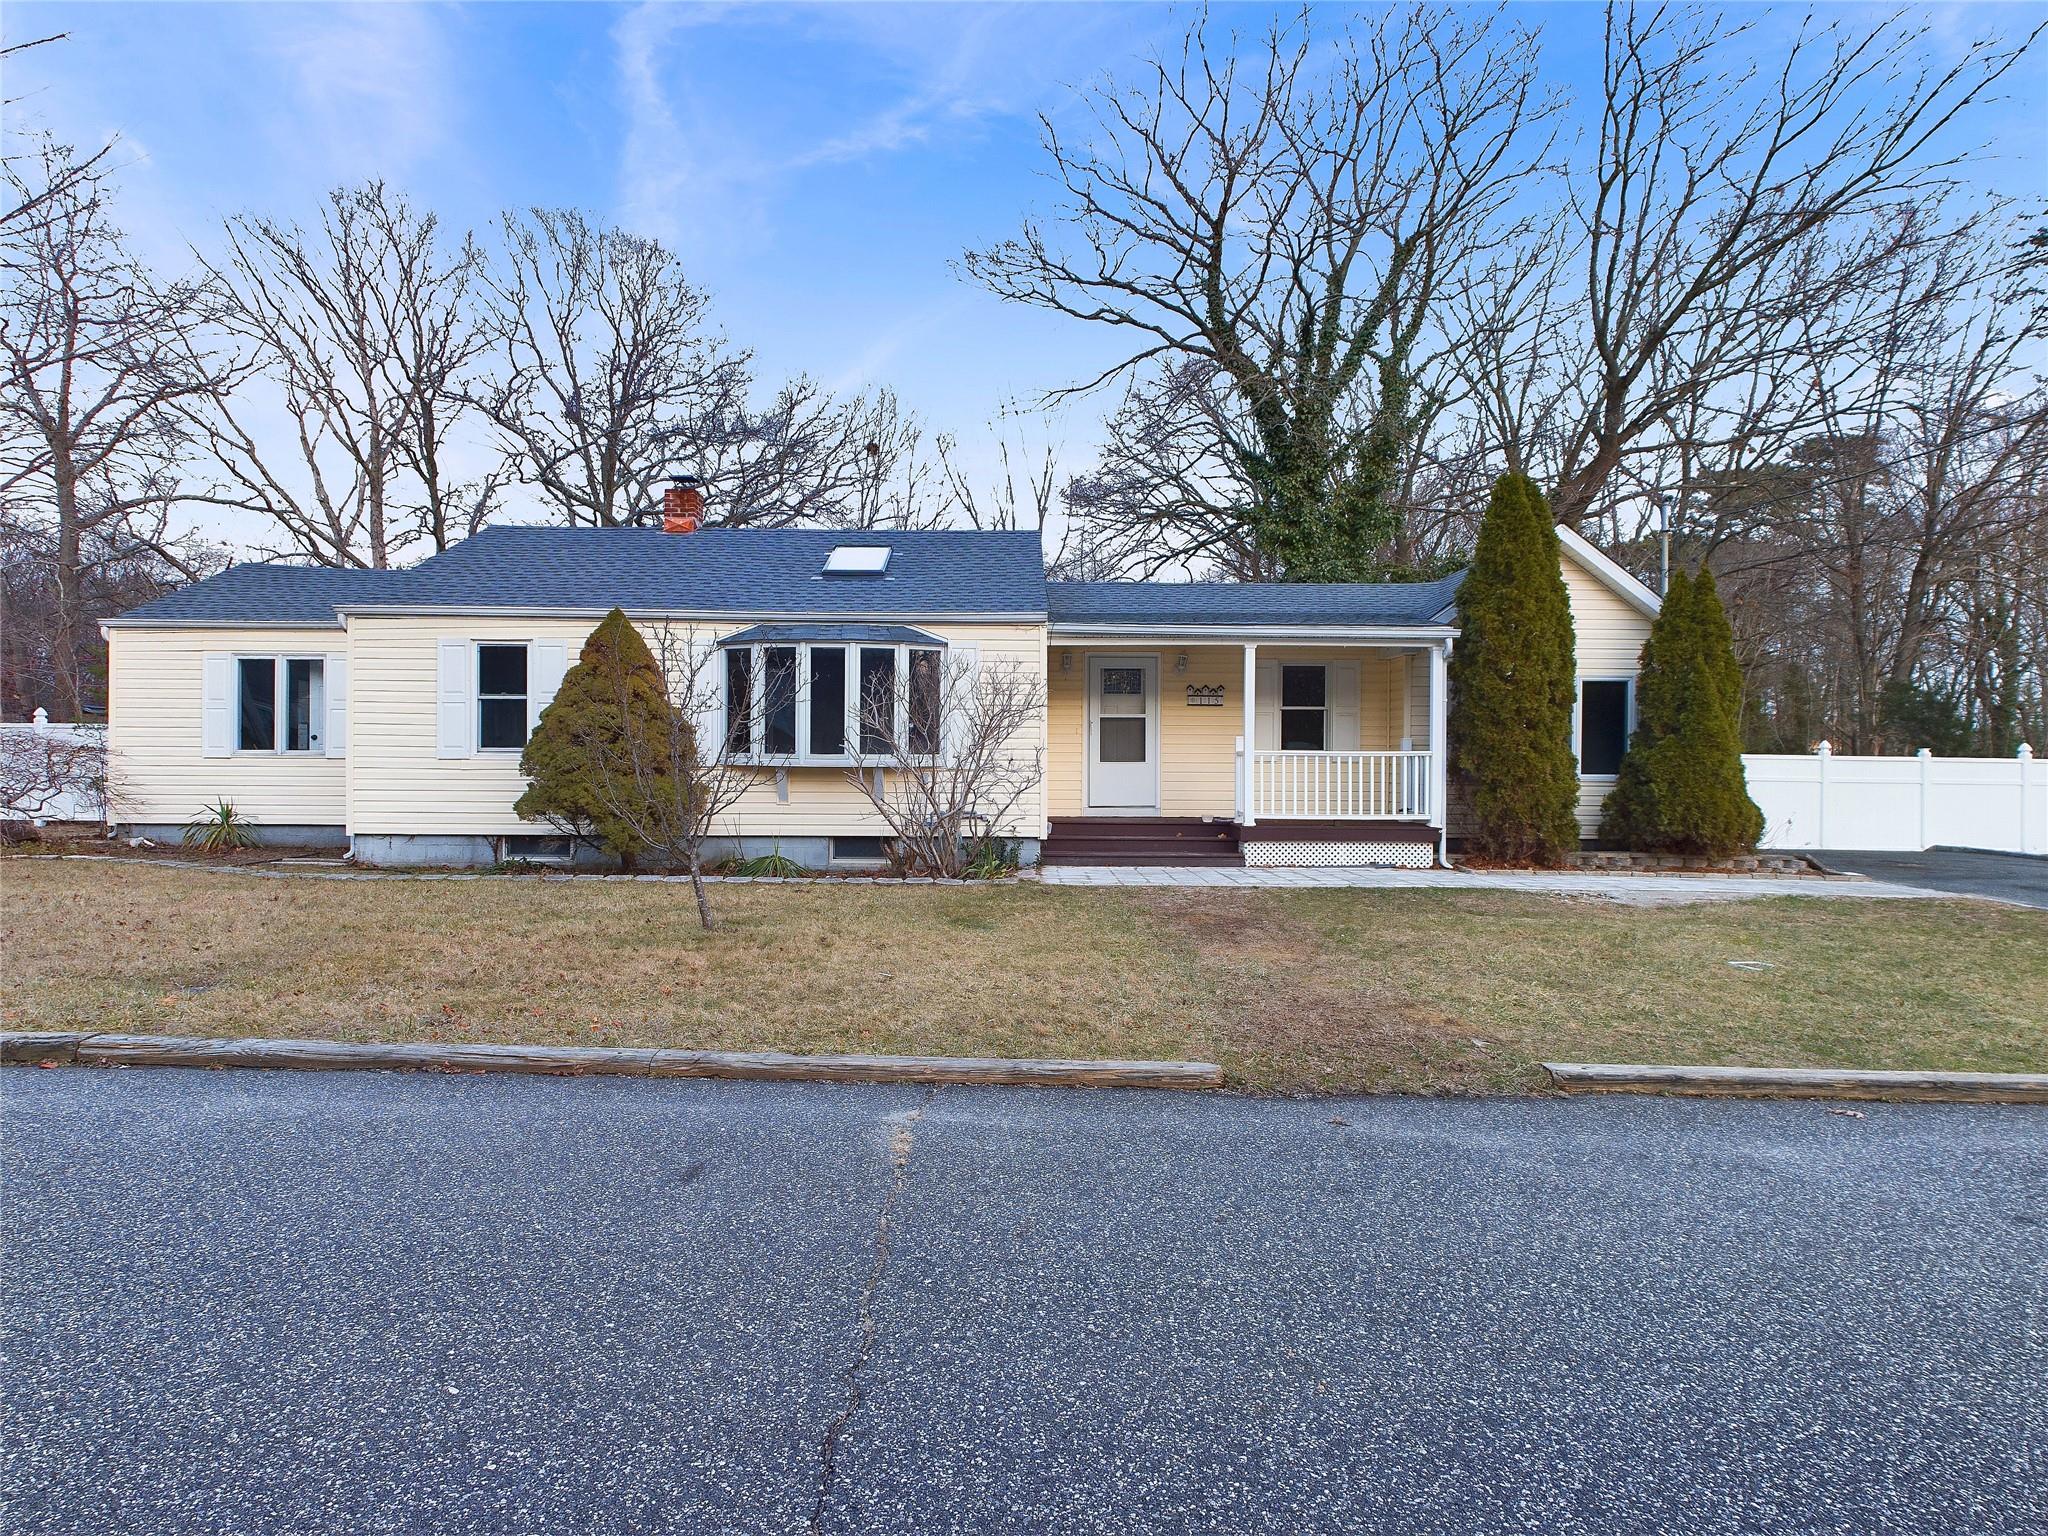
1043, 633, 1452, 865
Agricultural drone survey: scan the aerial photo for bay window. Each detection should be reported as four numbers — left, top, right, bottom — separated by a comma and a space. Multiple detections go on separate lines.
808, 646, 847, 756
724, 649, 754, 754
858, 647, 896, 754
720, 638, 944, 762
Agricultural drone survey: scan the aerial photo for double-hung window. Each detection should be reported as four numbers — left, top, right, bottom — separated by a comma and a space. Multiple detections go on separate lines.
477, 644, 529, 751
236, 656, 324, 753
1279, 665, 1327, 751
721, 640, 943, 763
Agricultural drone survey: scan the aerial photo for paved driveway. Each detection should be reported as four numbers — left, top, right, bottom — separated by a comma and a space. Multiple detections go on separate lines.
4, 1070, 2043, 1536
1809, 848, 2048, 908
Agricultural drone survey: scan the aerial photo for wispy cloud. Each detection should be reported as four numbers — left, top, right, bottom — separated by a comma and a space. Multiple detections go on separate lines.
254, 2, 455, 186
611, 1, 776, 251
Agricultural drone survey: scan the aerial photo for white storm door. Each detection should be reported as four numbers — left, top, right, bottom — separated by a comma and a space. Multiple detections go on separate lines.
1086, 655, 1159, 810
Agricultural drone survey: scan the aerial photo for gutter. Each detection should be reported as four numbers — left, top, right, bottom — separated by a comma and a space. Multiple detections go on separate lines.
1048, 623, 1459, 642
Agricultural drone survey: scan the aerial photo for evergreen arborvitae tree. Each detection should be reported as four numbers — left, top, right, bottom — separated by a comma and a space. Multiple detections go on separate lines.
516, 608, 678, 869
1692, 565, 1743, 723
1601, 567, 1764, 856
1599, 569, 1688, 850
1448, 473, 1581, 863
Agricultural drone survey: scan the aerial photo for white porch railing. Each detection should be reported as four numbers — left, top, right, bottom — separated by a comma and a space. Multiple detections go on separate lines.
1248, 750, 1433, 821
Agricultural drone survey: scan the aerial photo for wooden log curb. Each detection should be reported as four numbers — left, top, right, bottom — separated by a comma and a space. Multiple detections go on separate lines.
1543, 1061, 2048, 1104
0, 1030, 1224, 1091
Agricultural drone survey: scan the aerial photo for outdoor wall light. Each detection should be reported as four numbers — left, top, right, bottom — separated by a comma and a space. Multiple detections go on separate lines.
1060, 650, 1072, 673
1175, 651, 1189, 674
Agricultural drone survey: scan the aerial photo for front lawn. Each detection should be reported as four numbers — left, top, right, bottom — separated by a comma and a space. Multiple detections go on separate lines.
3, 858, 2042, 1094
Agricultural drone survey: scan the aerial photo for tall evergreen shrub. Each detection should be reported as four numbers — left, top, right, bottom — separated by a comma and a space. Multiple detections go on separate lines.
1600, 568, 1764, 856
1448, 473, 1581, 863
516, 609, 679, 868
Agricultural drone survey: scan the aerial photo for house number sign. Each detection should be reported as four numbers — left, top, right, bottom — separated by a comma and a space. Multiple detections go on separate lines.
1185, 685, 1226, 706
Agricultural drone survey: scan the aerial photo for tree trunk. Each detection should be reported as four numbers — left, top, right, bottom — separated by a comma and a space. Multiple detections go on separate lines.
51, 450, 85, 721
688, 847, 715, 931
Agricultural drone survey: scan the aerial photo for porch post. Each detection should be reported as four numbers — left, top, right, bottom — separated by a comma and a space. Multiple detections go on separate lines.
1241, 641, 1258, 827
1428, 640, 1449, 833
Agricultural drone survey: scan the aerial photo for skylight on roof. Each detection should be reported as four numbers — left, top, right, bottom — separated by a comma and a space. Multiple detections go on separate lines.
823, 545, 890, 575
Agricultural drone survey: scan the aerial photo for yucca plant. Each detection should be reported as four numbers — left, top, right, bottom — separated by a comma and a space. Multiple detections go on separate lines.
734, 846, 805, 877
183, 799, 256, 853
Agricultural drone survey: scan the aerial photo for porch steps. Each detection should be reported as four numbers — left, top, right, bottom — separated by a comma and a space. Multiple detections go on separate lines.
1040, 817, 1242, 868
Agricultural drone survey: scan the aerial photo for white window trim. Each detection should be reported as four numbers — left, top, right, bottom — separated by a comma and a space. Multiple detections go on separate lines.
234, 653, 327, 756
475, 640, 532, 755
1574, 675, 1637, 782
725, 639, 943, 766
1277, 663, 1329, 753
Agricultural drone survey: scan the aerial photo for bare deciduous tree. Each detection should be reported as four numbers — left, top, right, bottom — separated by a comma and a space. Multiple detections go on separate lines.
968, 4, 1553, 577
844, 652, 1044, 877
1530, 5, 2039, 526
0, 715, 106, 825
0, 137, 227, 717
478, 209, 909, 530
186, 182, 486, 567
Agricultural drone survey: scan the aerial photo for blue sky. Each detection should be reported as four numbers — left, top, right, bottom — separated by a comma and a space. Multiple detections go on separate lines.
6, 1, 2045, 528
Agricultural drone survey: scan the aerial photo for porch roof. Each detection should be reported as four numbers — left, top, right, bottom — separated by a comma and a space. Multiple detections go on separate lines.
1045, 570, 1464, 630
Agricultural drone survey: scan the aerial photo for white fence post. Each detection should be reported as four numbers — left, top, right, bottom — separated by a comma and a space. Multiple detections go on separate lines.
1814, 740, 1831, 849
1917, 747, 1932, 851
2023, 744, 2043, 857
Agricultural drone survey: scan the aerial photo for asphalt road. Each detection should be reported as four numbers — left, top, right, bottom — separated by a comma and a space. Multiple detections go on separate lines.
1808, 847, 2048, 908
3, 1070, 2044, 1536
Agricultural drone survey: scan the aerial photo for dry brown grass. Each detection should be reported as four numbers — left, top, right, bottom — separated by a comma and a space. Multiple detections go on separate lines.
3, 857, 2042, 1095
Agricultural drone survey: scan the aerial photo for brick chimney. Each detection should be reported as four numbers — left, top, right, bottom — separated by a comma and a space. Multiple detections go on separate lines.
662, 475, 703, 534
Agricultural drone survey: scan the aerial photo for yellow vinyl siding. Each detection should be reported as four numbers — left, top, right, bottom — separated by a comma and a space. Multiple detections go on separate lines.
106, 626, 348, 827
1562, 550, 1654, 836
1047, 643, 1429, 819
345, 615, 1046, 839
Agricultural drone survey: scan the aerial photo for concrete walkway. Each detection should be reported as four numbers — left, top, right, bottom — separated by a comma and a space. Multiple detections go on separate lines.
1036, 863, 1957, 906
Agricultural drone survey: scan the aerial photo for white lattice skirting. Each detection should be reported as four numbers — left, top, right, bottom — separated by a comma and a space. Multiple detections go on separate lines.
1242, 839, 1435, 869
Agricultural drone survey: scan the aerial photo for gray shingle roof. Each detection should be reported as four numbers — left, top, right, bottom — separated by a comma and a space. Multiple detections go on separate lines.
110, 526, 1468, 631
111, 564, 401, 627
111, 527, 1049, 625
359, 527, 1046, 616
1047, 571, 1465, 627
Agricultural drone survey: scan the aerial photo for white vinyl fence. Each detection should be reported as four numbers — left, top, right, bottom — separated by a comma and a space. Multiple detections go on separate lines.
1743, 743, 2045, 855
1, 710, 107, 824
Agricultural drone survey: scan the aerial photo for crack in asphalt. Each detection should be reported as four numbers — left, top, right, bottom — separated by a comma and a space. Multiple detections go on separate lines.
807, 1085, 939, 1535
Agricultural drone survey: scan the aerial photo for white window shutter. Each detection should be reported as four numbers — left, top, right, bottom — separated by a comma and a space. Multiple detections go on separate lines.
436, 639, 472, 759
324, 653, 349, 757
1330, 661, 1361, 750
686, 630, 723, 759
202, 653, 232, 757
530, 640, 568, 736
943, 645, 980, 763
1254, 661, 1280, 751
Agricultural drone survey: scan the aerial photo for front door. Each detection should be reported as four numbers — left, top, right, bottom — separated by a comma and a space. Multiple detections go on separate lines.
1086, 654, 1158, 810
